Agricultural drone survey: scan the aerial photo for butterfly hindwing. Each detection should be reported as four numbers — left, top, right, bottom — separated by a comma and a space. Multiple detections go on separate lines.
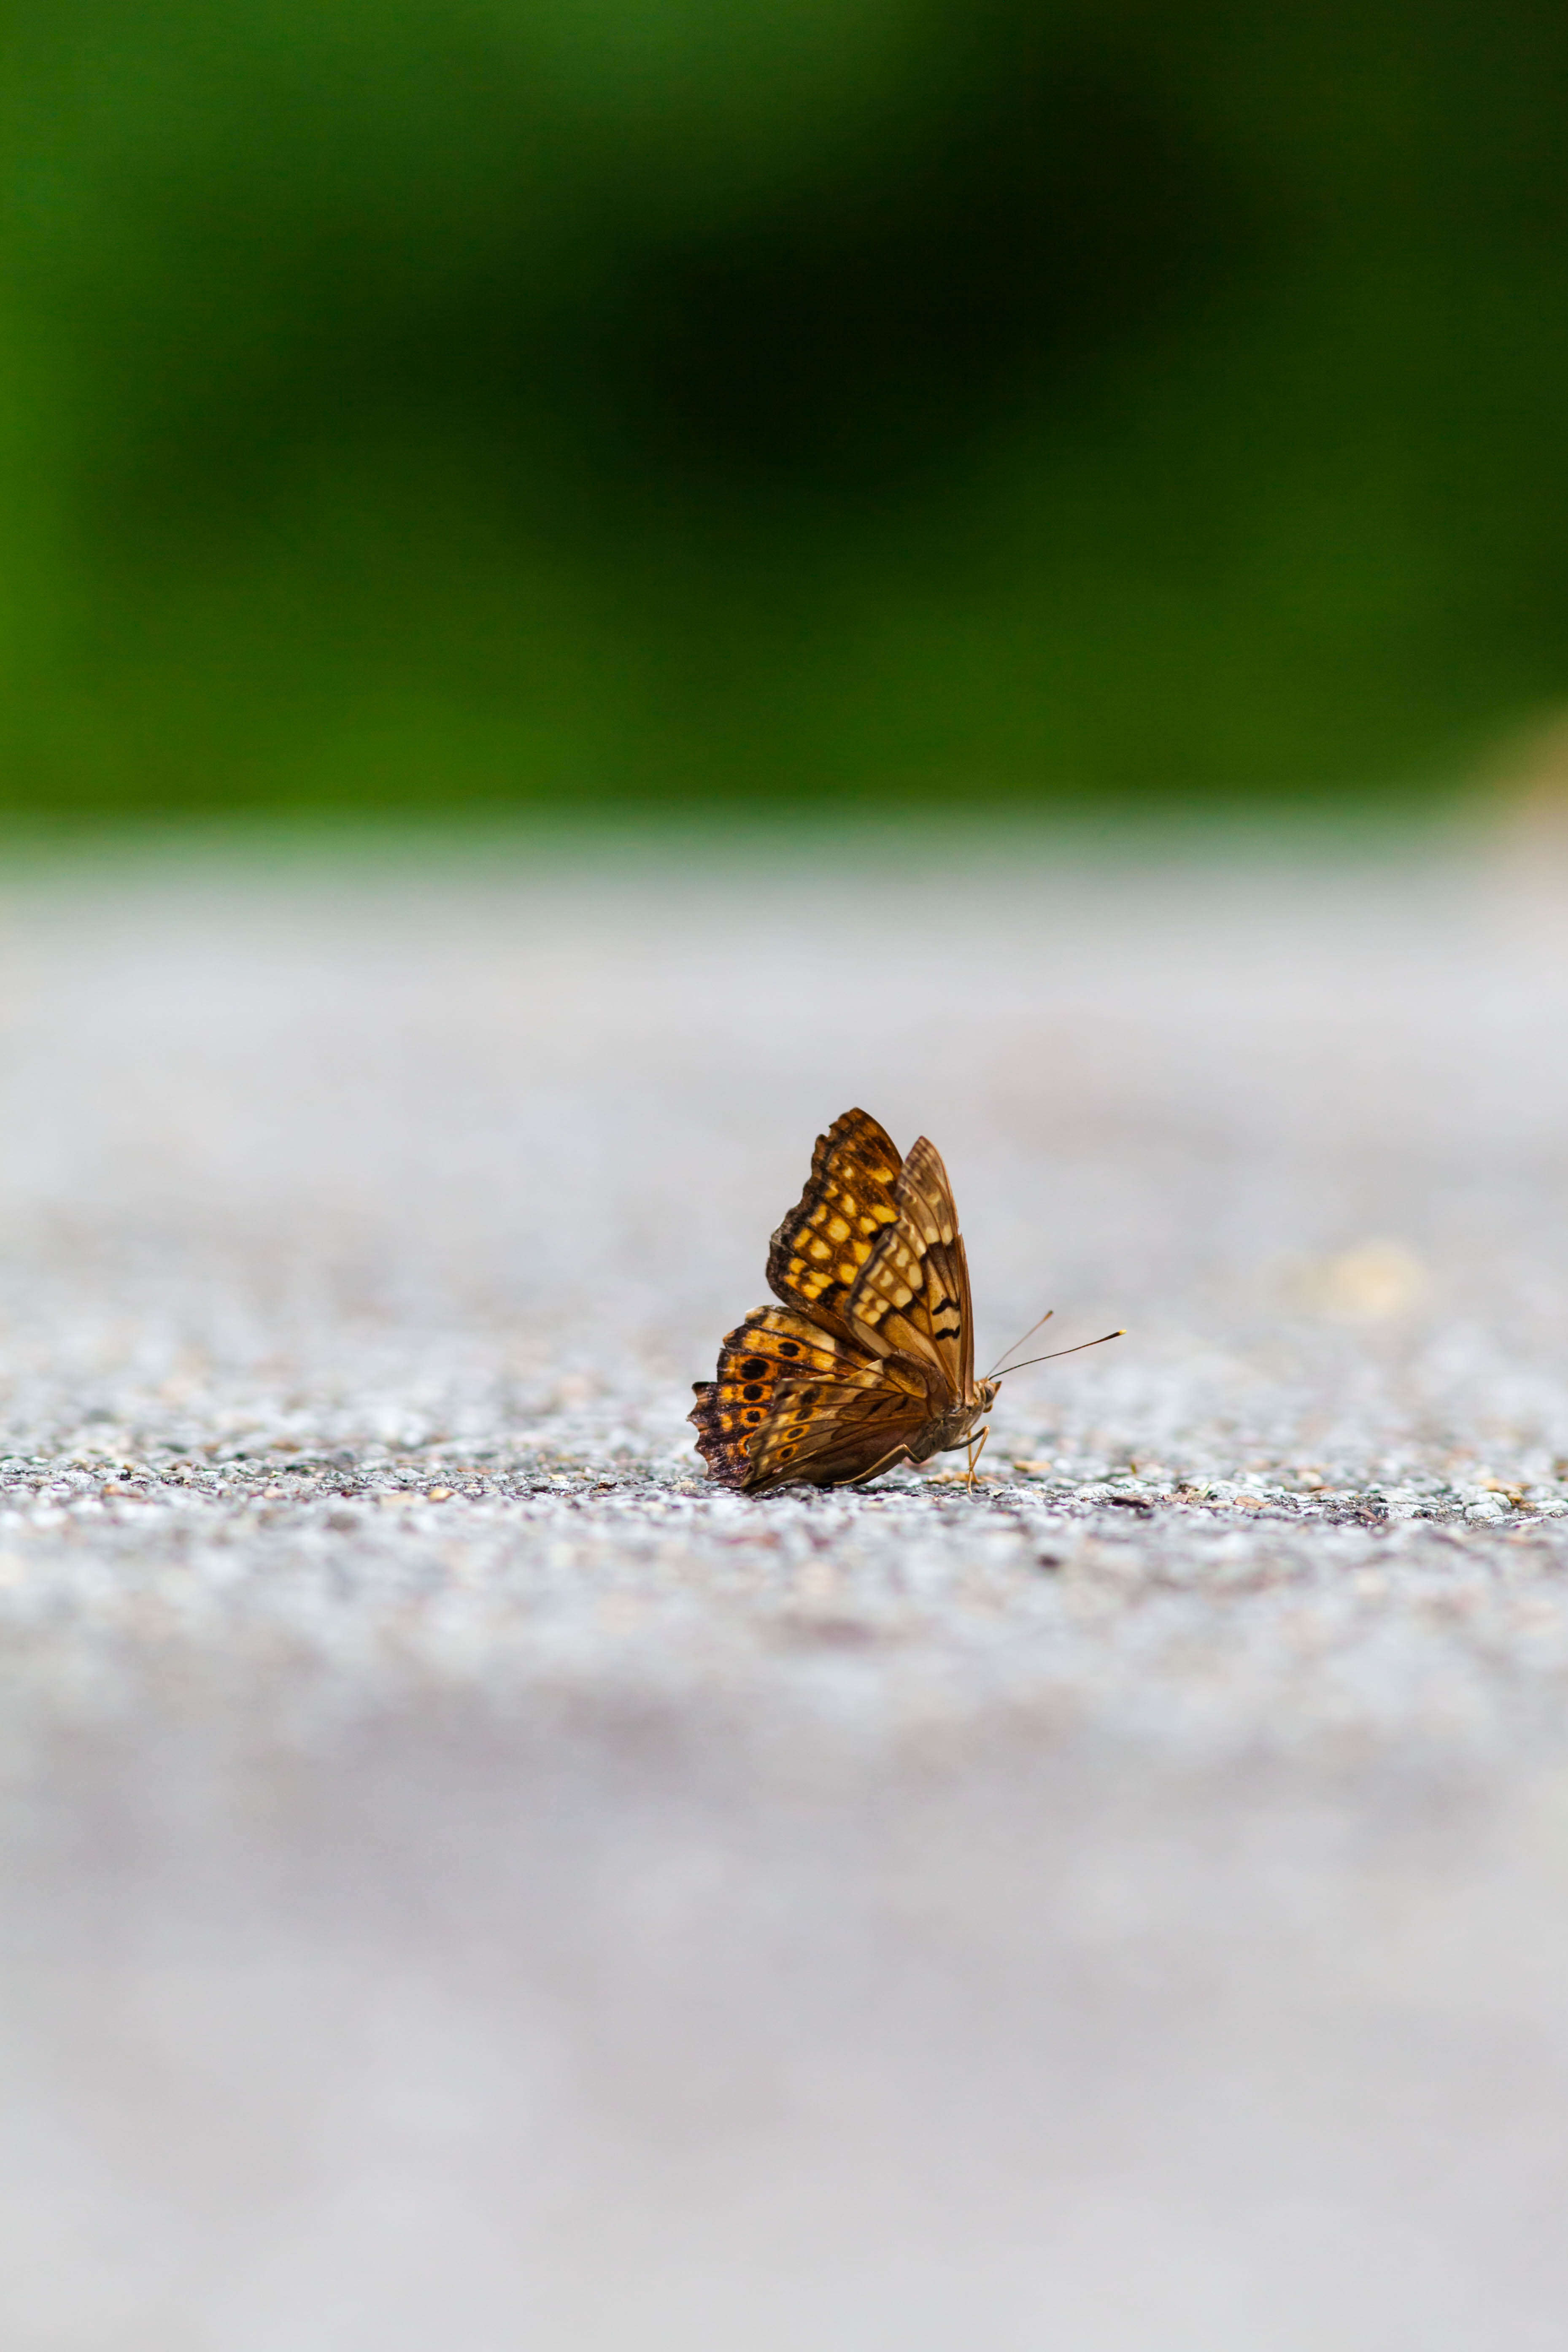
742, 1357, 930, 1492
690, 1303, 923, 1492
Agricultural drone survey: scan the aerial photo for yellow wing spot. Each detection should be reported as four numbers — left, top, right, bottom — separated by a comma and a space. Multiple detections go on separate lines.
826, 1215, 851, 1242
939, 1224, 954, 1243
836, 1261, 857, 1283
807, 1238, 831, 1261
893, 1284, 912, 1307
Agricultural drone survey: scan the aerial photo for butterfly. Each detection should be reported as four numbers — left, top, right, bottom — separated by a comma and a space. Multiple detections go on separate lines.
691, 1108, 1117, 1494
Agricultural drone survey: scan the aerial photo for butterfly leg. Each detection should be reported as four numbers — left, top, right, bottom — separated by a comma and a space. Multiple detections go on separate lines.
964, 1425, 990, 1494
839, 1444, 915, 1491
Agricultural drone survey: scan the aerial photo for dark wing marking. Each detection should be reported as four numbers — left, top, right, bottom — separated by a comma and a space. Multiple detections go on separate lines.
766, 1109, 904, 1331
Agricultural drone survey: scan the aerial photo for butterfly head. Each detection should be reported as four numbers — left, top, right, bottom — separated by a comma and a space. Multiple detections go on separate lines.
973, 1377, 1000, 1416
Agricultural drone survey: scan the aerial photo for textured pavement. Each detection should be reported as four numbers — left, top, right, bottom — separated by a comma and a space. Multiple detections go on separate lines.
3, 826, 1568, 2348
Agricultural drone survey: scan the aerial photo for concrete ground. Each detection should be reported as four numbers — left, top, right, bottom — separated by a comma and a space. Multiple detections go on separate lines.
1, 825, 1566, 2349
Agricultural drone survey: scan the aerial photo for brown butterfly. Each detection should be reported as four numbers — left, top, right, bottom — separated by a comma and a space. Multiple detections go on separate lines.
691, 1108, 1118, 1494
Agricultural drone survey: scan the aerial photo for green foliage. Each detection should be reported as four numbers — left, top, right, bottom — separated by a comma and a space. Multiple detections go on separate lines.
3, 0, 1567, 816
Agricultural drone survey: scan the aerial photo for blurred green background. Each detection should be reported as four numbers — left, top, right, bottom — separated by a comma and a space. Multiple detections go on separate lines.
3, 0, 1566, 822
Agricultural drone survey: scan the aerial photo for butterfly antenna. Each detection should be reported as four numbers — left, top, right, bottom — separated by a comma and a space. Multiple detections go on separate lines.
985, 1308, 1054, 1382
993, 1330, 1124, 1378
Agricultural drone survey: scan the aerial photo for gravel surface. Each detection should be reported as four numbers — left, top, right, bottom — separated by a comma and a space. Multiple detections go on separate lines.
3, 828, 1568, 2348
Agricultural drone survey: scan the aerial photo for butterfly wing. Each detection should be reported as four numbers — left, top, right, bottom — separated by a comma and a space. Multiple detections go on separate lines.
689, 1302, 928, 1493
743, 1371, 931, 1493
843, 1136, 975, 1401
766, 1109, 905, 1333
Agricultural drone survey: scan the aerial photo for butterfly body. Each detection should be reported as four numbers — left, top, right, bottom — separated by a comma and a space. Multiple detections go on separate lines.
691, 1109, 998, 1494
916, 1383, 1001, 1462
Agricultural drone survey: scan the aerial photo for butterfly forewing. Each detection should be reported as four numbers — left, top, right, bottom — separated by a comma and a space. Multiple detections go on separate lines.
765, 1109, 905, 1333
842, 1138, 973, 1400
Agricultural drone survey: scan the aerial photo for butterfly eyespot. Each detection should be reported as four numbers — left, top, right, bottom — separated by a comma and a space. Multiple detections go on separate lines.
744, 1410, 764, 1424
778, 1341, 800, 1357
741, 1384, 765, 1401
739, 1357, 768, 1378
